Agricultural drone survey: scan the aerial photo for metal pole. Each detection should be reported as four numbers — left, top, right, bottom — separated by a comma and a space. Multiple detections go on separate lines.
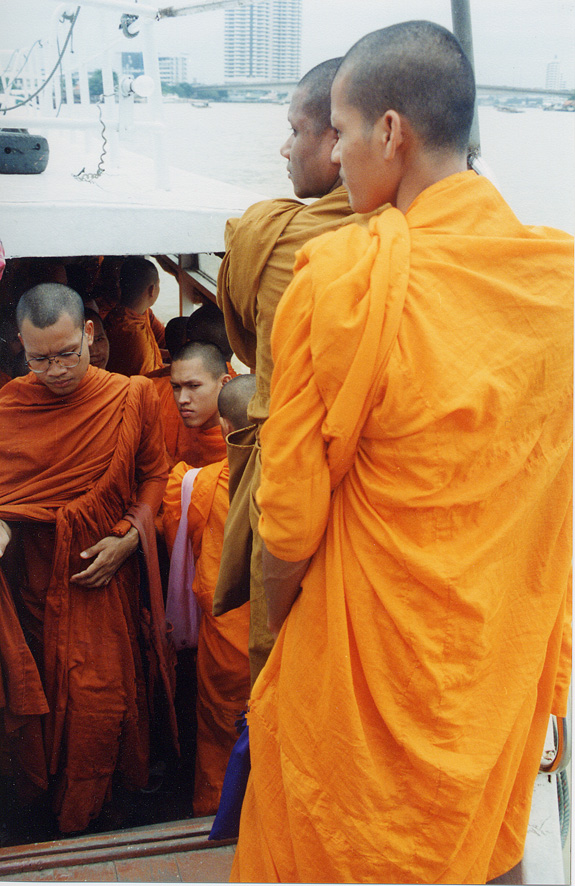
451, 0, 480, 156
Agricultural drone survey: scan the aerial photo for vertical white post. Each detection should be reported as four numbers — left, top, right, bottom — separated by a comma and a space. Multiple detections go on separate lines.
100, 11, 118, 168
141, 17, 169, 190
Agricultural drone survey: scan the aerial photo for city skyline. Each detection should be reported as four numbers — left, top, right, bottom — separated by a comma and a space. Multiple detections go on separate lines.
1, 1, 574, 91
224, 0, 301, 82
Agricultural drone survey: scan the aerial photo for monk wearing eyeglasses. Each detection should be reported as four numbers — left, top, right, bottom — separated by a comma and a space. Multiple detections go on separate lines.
0, 282, 176, 836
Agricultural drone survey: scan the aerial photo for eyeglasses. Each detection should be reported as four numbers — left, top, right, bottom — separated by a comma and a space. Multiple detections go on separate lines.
26, 330, 85, 374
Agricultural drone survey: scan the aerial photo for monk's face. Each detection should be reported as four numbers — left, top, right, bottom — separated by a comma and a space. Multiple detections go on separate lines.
280, 86, 341, 199
19, 312, 94, 397
331, 72, 396, 213
89, 316, 110, 370
171, 357, 229, 430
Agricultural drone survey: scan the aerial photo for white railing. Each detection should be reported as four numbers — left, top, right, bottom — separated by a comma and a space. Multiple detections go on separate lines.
0, 2, 168, 187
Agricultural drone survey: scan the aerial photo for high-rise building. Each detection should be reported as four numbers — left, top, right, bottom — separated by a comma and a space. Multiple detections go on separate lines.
546, 58, 565, 90
158, 55, 190, 86
224, 0, 301, 82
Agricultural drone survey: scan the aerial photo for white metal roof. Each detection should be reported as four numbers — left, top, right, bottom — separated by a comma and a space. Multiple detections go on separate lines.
1, 129, 265, 259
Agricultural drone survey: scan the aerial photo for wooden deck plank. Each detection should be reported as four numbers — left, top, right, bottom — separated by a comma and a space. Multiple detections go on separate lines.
115, 854, 182, 882
0, 818, 237, 882
175, 846, 236, 883
0, 861, 118, 881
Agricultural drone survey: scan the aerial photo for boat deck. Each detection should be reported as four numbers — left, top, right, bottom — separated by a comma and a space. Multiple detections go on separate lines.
0, 818, 236, 882
1, 126, 265, 259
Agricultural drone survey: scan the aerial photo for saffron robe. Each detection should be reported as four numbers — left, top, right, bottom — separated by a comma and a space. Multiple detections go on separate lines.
105, 304, 164, 376
0, 367, 175, 834
232, 172, 573, 884
148, 308, 166, 350
148, 367, 228, 471
216, 186, 384, 683
163, 460, 250, 816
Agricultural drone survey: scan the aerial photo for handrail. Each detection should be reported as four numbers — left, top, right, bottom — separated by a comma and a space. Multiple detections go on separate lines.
450, 0, 481, 156
540, 716, 572, 774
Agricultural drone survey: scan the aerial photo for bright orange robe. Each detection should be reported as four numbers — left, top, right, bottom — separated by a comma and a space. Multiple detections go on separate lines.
148, 367, 228, 470
163, 460, 250, 816
216, 187, 383, 683
105, 304, 164, 376
0, 367, 175, 834
233, 172, 573, 883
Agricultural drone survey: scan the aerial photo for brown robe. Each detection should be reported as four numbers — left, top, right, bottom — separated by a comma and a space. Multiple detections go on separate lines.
0, 367, 175, 833
105, 305, 164, 376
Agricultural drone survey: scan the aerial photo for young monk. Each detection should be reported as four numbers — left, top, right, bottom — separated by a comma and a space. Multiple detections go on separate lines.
104, 256, 164, 376
232, 21, 573, 884
163, 374, 255, 817
0, 284, 176, 836
150, 308, 234, 470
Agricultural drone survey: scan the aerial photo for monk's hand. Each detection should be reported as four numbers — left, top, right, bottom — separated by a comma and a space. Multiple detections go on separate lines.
71, 527, 139, 588
0, 519, 11, 557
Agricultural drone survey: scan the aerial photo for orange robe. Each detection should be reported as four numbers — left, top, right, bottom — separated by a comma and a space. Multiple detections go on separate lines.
148, 366, 228, 470
163, 460, 250, 817
148, 308, 166, 349
233, 172, 573, 883
0, 367, 175, 834
105, 304, 164, 376
216, 187, 384, 683
0, 370, 11, 390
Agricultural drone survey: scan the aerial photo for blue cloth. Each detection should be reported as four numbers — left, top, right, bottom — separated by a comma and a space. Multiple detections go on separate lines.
209, 714, 250, 841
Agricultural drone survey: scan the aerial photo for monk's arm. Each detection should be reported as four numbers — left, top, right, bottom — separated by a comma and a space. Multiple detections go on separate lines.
71, 528, 139, 588
262, 542, 311, 637
72, 380, 169, 589
0, 519, 12, 557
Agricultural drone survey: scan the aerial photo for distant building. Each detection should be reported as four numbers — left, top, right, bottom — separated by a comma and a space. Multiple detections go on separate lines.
158, 56, 191, 86
546, 58, 566, 90
121, 52, 144, 77
224, 0, 301, 82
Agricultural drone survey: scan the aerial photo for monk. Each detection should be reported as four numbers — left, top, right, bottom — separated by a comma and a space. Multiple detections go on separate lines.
0, 283, 176, 836
104, 256, 164, 376
85, 308, 110, 370
150, 306, 233, 470
163, 374, 255, 817
215, 58, 386, 685
232, 21, 573, 884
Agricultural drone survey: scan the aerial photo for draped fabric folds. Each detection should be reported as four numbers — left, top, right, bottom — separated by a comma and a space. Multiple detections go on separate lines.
0, 367, 175, 833
163, 460, 250, 816
105, 305, 163, 377
233, 172, 573, 884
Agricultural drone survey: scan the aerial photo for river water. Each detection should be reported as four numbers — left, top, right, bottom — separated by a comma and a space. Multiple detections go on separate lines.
138, 101, 574, 322
136, 102, 575, 234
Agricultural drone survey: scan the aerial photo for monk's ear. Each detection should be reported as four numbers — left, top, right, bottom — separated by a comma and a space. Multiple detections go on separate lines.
378, 110, 404, 160
84, 319, 94, 346
220, 374, 232, 388
220, 415, 234, 439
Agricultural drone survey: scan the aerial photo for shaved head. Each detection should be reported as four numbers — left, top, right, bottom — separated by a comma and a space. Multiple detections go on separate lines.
119, 257, 159, 307
217, 373, 256, 432
16, 283, 84, 331
186, 303, 232, 361
337, 21, 475, 153
298, 57, 343, 134
173, 340, 228, 378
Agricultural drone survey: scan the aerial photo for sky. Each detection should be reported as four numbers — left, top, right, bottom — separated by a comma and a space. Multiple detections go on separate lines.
1, 0, 574, 90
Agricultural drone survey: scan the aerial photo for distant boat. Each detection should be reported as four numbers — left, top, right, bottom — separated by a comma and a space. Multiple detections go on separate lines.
189, 99, 210, 108
497, 106, 524, 113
